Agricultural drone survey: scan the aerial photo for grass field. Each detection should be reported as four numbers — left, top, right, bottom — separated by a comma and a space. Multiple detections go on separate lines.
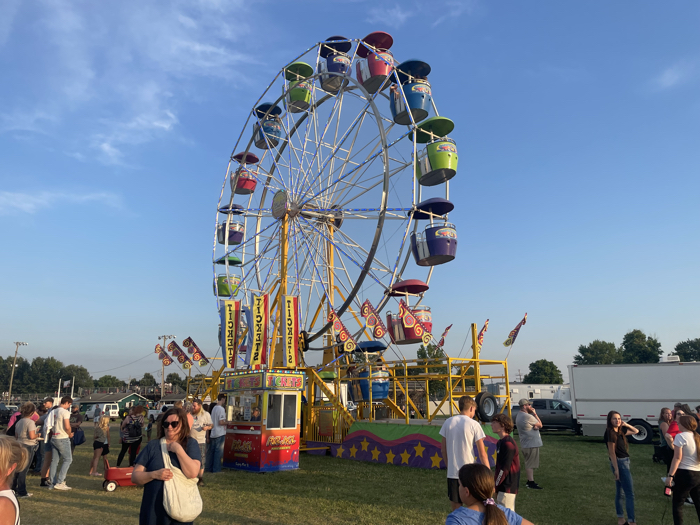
17, 429, 685, 525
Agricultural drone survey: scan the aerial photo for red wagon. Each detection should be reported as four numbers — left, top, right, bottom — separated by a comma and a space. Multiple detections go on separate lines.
102, 457, 135, 492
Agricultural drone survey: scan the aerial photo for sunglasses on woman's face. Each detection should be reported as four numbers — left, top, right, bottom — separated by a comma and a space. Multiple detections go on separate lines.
163, 420, 180, 429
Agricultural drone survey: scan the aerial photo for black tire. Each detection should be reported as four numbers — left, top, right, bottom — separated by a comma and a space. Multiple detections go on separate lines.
475, 392, 498, 422
628, 420, 654, 444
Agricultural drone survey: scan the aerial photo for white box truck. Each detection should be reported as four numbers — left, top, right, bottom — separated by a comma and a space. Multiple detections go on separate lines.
568, 361, 700, 444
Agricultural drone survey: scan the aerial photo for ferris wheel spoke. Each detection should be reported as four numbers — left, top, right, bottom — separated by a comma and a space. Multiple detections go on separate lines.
295, 95, 371, 204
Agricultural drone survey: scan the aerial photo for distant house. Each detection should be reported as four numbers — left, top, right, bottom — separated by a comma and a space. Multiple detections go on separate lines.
78, 392, 149, 414
160, 393, 187, 405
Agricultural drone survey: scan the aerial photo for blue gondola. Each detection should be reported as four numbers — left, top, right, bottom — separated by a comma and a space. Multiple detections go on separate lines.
253, 103, 283, 149
389, 59, 432, 125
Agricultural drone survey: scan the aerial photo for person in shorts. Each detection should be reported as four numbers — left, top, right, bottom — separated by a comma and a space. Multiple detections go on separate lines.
190, 398, 212, 486
515, 399, 543, 490
440, 395, 490, 511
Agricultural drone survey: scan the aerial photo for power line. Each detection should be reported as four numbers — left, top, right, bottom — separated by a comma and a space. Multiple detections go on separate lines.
91, 353, 153, 374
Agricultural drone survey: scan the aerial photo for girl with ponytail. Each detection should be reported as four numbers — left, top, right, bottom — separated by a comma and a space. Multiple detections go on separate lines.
446, 463, 533, 525
665, 415, 700, 524
0, 434, 29, 525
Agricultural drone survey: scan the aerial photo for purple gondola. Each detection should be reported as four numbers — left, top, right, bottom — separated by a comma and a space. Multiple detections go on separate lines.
217, 221, 245, 245
410, 223, 457, 266
318, 36, 352, 93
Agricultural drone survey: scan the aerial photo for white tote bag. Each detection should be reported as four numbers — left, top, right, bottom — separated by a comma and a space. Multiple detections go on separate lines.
160, 438, 203, 522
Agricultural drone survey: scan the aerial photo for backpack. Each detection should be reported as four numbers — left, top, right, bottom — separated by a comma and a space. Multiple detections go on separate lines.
126, 417, 143, 439
5, 419, 17, 437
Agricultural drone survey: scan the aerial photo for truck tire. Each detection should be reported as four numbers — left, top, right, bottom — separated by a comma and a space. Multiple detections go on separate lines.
628, 420, 654, 444
475, 393, 498, 422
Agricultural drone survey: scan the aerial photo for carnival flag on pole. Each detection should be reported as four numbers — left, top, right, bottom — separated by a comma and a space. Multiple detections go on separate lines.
157, 349, 173, 366
155, 344, 163, 354
398, 300, 432, 345
472, 319, 489, 351
360, 300, 388, 339
503, 314, 527, 347
250, 294, 269, 368
329, 309, 357, 352
168, 341, 193, 369
182, 337, 210, 368
437, 324, 453, 348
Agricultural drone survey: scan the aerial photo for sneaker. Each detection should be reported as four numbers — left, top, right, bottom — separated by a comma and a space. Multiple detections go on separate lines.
51, 482, 72, 491
18, 494, 33, 499
197, 479, 205, 487
686, 497, 694, 506
40, 479, 52, 487
526, 481, 543, 490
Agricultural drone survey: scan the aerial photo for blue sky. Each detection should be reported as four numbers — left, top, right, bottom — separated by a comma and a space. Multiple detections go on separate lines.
1, 1, 698, 385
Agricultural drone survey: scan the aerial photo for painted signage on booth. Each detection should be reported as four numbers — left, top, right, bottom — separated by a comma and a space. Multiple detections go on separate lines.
333, 55, 351, 65
265, 374, 303, 390
225, 373, 262, 391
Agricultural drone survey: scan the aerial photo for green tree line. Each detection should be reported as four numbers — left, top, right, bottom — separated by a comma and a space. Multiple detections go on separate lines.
574, 329, 699, 365
0, 355, 188, 394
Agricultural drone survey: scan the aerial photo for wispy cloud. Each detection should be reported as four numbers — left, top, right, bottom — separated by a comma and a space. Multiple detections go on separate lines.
431, 0, 477, 28
0, 0, 21, 49
0, 191, 123, 215
366, 4, 413, 29
652, 60, 696, 91
1, 0, 256, 164
0, 109, 58, 134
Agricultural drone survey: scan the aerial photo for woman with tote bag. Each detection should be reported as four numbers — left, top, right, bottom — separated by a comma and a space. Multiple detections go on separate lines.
132, 408, 202, 524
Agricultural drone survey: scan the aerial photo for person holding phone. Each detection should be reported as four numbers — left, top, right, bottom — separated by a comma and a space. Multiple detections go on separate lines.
605, 411, 639, 525
514, 399, 543, 490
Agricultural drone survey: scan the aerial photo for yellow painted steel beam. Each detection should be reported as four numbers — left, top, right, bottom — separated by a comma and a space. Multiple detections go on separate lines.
382, 397, 406, 418
306, 367, 355, 427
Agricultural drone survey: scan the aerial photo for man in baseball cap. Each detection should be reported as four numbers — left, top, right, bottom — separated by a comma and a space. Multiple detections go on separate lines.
515, 399, 543, 490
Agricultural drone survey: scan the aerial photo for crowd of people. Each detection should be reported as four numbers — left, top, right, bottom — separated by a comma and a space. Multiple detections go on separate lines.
0, 393, 230, 524
0, 391, 698, 524
440, 395, 535, 525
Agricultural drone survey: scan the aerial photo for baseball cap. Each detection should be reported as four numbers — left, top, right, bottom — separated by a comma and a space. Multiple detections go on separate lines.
518, 398, 531, 407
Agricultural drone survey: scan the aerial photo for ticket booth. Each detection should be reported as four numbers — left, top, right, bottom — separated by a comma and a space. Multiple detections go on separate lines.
221, 370, 305, 472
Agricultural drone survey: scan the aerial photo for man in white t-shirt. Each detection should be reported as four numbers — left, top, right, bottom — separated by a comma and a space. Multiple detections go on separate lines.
190, 398, 213, 485
205, 394, 227, 473
48, 396, 74, 490
440, 395, 490, 511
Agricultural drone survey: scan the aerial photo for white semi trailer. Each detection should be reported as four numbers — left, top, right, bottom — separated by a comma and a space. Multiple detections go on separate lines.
568, 360, 700, 444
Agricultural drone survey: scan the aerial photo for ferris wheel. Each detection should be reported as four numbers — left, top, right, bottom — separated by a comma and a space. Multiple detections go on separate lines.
213, 33, 459, 366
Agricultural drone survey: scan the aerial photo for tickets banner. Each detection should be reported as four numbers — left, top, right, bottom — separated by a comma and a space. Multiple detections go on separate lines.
329, 309, 357, 352
250, 294, 269, 368
220, 301, 241, 368
361, 300, 388, 339
283, 295, 300, 368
